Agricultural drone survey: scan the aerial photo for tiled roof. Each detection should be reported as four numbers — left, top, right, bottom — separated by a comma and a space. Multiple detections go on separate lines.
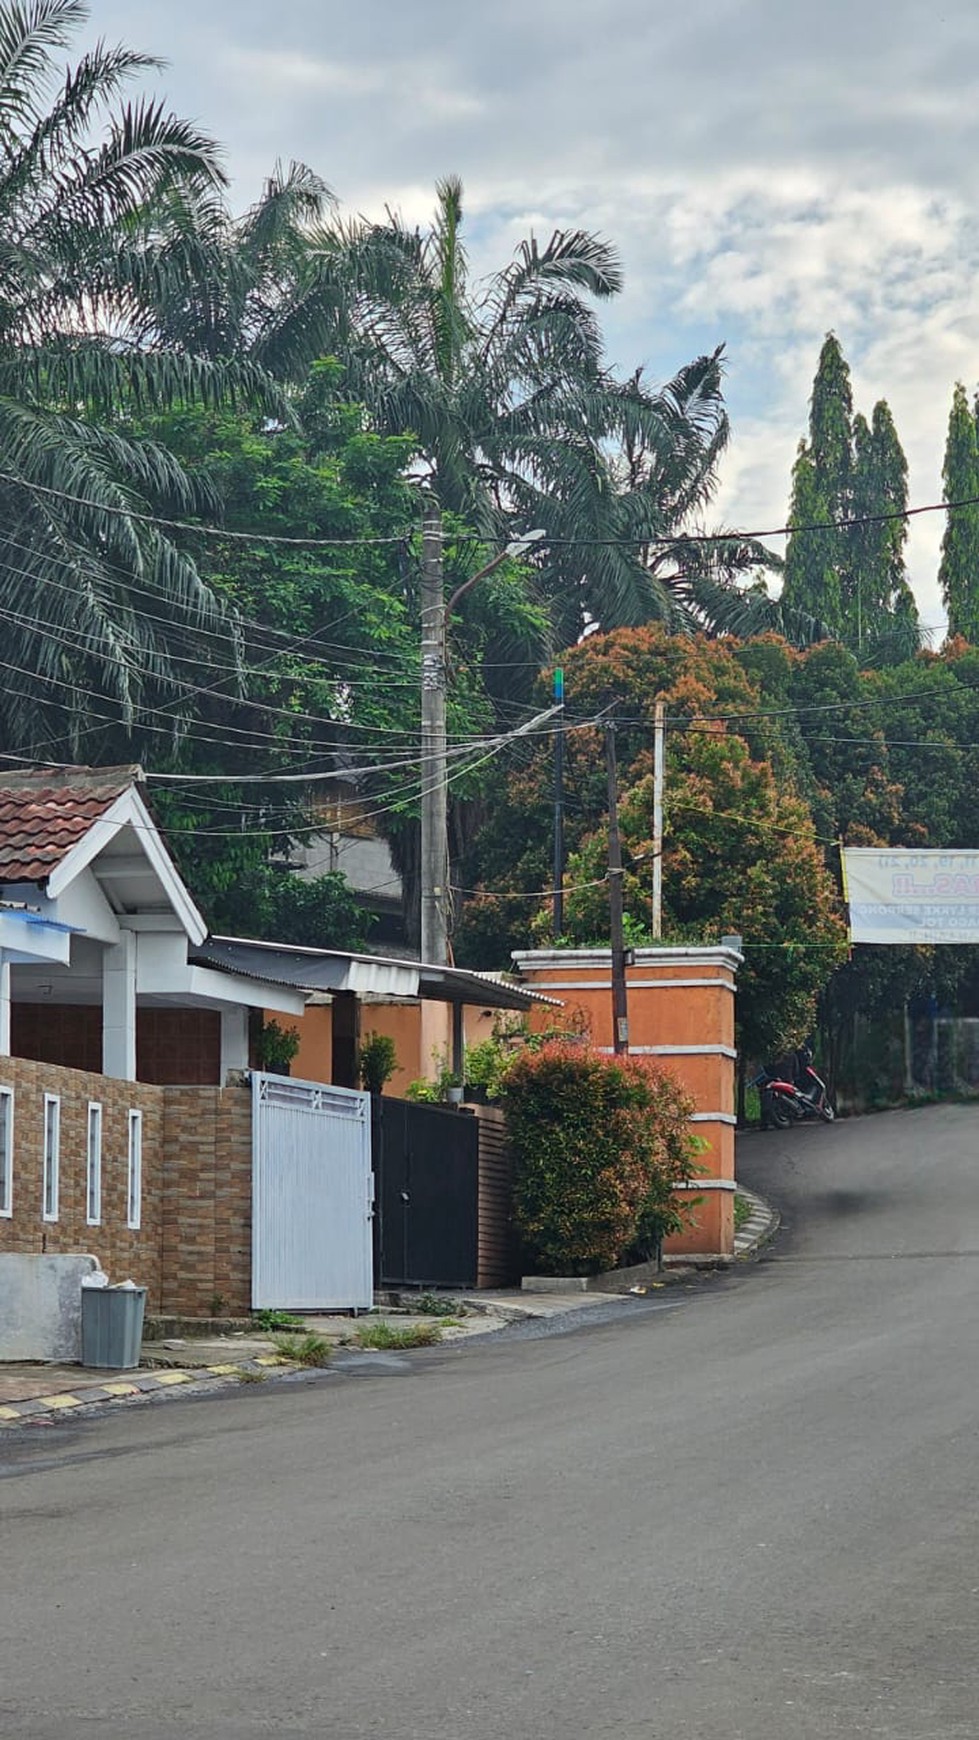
0, 765, 141, 885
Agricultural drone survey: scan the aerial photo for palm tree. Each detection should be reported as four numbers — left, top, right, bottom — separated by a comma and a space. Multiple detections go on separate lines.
0, 0, 267, 755
325, 177, 736, 641
141, 157, 347, 383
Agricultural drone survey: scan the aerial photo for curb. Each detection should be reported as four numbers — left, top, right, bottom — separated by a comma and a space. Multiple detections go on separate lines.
0, 1355, 292, 1428
734, 1186, 780, 1258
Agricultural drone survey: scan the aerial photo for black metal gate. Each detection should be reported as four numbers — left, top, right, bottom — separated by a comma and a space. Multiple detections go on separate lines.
372, 1098, 479, 1287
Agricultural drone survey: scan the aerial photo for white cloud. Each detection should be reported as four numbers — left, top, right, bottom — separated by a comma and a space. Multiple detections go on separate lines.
81, 0, 979, 628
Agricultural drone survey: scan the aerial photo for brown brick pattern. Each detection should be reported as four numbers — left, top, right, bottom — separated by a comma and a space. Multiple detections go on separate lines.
160, 1085, 252, 1316
0, 1060, 253, 1316
0, 1057, 164, 1302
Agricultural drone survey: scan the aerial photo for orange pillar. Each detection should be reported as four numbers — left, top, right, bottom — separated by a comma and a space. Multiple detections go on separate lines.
511, 946, 741, 1259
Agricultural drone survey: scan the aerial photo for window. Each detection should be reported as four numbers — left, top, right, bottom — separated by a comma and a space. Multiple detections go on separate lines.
42, 1094, 60, 1222
0, 1087, 12, 1217
127, 1109, 142, 1230
86, 1102, 102, 1226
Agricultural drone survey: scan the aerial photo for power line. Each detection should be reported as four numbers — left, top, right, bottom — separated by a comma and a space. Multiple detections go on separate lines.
5, 464, 979, 551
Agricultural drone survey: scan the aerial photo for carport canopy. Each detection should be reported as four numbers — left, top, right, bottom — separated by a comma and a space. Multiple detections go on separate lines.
193, 936, 561, 1076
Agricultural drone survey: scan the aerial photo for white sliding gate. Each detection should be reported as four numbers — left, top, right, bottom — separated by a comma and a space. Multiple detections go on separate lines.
251, 1073, 373, 1310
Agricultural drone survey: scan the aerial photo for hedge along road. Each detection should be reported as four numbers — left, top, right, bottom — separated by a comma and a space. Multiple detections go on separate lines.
2, 1102, 979, 1740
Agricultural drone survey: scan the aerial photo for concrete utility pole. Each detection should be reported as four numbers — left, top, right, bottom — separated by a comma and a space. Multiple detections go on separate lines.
652, 696, 665, 940
605, 721, 630, 1054
419, 511, 546, 965
420, 491, 449, 966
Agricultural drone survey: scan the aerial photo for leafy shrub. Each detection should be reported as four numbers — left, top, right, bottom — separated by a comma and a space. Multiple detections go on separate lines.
256, 1019, 301, 1074
405, 1076, 441, 1103
463, 1036, 510, 1099
359, 1032, 398, 1095
502, 1040, 699, 1275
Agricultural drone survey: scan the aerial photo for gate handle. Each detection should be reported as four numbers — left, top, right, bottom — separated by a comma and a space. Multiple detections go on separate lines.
401, 1191, 410, 1203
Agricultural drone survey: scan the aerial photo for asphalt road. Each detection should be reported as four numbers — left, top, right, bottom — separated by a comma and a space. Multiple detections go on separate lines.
3, 1103, 979, 1739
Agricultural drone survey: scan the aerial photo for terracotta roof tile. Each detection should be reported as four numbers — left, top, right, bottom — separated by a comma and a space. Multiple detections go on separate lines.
0, 765, 141, 885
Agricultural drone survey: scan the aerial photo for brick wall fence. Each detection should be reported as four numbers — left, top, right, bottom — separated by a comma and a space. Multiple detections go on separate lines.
0, 1057, 252, 1317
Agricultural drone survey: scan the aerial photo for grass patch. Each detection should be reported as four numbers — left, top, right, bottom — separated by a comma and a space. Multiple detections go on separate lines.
743, 1084, 762, 1127
354, 1320, 443, 1351
270, 1332, 332, 1367
416, 1293, 463, 1317
237, 1367, 267, 1384
733, 1193, 753, 1232
254, 1308, 305, 1331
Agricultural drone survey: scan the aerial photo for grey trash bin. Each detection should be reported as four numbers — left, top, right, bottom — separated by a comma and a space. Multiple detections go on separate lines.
81, 1285, 147, 1369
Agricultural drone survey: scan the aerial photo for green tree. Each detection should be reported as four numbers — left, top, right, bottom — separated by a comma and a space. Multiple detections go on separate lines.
458, 626, 847, 1059
782, 335, 919, 662
146, 157, 345, 383
0, 0, 276, 755
782, 440, 840, 631
938, 383, 979, 641
849, 403, 918, 662
329, 176, 733, 639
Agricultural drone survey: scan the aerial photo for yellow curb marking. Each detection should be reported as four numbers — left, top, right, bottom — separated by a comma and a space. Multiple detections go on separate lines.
102, 1382, 139, 1396
152, 1370, 192, 1386
254, 1356, 284, 1367
39, 1393, 83, 1411
0, 1406, 21, 1420
204, 1364, 240, 1376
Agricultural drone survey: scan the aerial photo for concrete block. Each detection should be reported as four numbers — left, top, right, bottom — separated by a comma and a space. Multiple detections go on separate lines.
0, 1254, 103, 1362
521, 1275, 590, 1293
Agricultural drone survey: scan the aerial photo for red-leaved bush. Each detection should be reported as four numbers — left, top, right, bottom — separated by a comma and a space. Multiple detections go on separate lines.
502, 1040, 699, 1275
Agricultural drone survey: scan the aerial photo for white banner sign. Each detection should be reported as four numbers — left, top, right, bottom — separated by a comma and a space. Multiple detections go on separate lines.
843, 848, 979, 944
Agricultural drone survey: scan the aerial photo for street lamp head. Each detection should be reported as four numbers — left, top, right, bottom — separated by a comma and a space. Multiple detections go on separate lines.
505, 528, 547, 560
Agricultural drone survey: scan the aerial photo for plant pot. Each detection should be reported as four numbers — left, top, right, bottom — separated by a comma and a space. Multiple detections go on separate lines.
446, 1085, 464, 1106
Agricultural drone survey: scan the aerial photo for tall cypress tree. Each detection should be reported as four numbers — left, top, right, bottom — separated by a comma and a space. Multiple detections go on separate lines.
849, 401, 918, 661
782, 440, 840, 630
783, 335, 853, 636
939, 383, 979, 642
784, 335, 919, 660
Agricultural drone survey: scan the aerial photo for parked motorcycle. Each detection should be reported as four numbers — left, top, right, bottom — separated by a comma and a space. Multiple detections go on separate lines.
752, 1048, 835, 1129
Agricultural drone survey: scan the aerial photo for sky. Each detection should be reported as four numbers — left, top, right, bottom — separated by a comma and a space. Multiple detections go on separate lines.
81, 0, 979, 631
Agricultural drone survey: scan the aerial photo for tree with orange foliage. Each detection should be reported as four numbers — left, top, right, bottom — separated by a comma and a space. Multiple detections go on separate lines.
459, 625, 847, 1063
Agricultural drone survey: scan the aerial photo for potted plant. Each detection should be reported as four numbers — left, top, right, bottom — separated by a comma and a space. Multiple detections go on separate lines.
256, 1019, 301, 1076
358, 1032, 398, 1096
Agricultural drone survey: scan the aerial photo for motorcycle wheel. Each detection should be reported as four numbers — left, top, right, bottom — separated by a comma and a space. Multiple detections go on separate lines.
768, 1096, 794, 1129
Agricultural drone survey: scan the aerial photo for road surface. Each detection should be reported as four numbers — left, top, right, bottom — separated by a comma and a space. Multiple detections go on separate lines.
3, 1103, 979, 1738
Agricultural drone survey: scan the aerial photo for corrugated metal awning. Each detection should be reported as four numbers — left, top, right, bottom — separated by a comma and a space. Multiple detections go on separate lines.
192, 936, 560, 1010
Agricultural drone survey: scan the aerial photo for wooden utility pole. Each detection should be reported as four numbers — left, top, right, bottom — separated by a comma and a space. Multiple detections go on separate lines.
419, 491, 448, 965
605, 721, 629, 1054
652, 696, 665, 939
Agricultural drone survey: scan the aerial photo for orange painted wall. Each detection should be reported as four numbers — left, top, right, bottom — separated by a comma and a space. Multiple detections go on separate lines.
359, 1002, 423, 1096
261, 999, 501, 1098
512, 947, 741, 1259
265, 1003, 332, 1086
